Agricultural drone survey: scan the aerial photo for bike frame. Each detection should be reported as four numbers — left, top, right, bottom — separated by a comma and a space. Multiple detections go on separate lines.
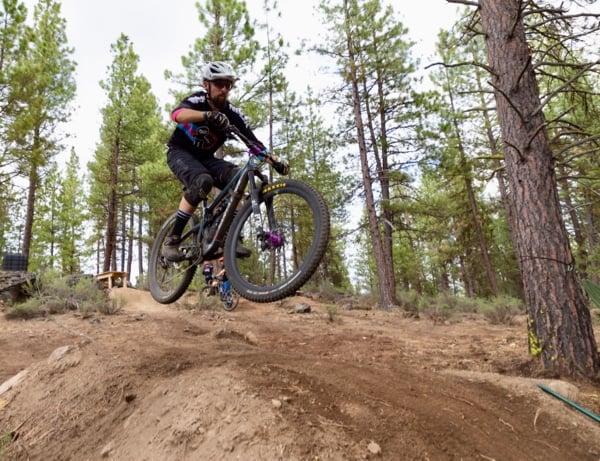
177, 129, 270, 262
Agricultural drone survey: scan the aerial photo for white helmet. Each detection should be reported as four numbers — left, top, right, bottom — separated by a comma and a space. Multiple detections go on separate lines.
202, 61, 238, 82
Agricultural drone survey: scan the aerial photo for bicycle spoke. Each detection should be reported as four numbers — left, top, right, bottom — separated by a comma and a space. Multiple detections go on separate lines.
225, 180, 329, 303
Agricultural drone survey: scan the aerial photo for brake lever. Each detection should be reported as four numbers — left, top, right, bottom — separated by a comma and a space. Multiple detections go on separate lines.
227, 126, 288, 174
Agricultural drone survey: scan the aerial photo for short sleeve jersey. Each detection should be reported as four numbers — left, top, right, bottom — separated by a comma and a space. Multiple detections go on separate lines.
167, 89, 263, 156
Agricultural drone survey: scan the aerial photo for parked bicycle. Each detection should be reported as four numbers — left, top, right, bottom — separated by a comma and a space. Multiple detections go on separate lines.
148, 125, 330, 305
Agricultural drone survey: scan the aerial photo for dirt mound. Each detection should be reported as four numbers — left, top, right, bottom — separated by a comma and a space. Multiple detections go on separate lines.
1, 287, 600, 460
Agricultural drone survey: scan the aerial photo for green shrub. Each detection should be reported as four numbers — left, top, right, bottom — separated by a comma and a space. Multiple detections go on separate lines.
481, 296, 524, 325
0, 431, 12, 457
300, 279, 344, 303
355, 292, 378, 309
325, 304, 338, 322
5, 271, 109, 319
178, 291, 220, 311
396, 290, 420, 313
97, 296, 126, 315
397, 291, 524, 325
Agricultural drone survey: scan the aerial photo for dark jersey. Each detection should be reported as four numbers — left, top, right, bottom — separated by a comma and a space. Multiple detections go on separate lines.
167, 90, 264, 157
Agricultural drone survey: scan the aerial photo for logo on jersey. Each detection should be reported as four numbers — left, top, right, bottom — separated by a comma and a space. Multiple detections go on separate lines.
194, 126, 219, 150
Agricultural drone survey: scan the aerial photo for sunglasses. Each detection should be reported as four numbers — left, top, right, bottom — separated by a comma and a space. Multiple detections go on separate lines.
211, 79, 234, 90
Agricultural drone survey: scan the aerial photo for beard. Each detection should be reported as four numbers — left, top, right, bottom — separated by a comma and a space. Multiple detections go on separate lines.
210, 93, 227, 110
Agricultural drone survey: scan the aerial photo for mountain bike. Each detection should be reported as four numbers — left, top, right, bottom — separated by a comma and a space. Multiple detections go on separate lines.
201, 276, 240, 312
148, 125, 330, 305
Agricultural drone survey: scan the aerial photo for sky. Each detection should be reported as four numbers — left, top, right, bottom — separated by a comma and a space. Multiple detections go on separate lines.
14, 0, 463, 280
21, 0, 463, 167
18, 0, 599, 282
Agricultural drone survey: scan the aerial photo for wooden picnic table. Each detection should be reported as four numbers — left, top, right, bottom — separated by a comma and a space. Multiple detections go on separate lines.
96, 271, 128, 289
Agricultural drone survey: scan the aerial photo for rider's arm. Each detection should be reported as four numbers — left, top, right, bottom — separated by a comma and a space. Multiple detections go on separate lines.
172, 108, 207, 124
170, 91, 220, 124
226, 106, 266, 150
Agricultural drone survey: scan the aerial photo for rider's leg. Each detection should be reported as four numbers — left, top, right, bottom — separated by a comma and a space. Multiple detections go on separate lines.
164, 146, 214, 261
162, 175, 213, 262
171, 196, 196, 237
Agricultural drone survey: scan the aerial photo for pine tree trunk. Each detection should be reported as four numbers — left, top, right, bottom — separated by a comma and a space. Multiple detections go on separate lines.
342, 0, 396, 309
480, 0, 599, 379
103, 145, 119, 273
453, 113, 499, 297
582, 188, 599, 282
558, 165, 587, 277
137, 203, 144, 279
22, 164, 38, 260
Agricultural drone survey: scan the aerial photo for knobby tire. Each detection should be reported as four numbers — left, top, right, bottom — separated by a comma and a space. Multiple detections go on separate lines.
224, 179, 330, 303
149, 212, 200, 304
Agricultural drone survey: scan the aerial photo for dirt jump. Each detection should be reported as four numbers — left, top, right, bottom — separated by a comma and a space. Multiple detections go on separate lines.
1, 287, 599, 460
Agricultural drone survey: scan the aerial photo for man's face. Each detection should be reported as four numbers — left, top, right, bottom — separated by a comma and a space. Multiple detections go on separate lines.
204, 79, 233, 109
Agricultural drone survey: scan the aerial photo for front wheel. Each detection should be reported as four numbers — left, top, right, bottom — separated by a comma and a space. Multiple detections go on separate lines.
224, 179, 330, 303
148, 213, 200, 304
220, 282, 240, 311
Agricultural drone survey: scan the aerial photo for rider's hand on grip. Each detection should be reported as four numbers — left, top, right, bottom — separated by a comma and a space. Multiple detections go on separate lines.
204, 111, 229, 131
272, 159, 290, 175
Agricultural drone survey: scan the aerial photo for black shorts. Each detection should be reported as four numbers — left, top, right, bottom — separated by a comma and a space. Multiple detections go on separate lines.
167, 144, 238, 190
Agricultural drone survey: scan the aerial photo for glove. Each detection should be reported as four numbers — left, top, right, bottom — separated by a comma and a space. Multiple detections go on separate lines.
204, 111, 229, 131
194, 126, 211, 149
272, 159, 290, 175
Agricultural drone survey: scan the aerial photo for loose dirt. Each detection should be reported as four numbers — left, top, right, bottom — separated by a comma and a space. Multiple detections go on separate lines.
1, 287, 600, 460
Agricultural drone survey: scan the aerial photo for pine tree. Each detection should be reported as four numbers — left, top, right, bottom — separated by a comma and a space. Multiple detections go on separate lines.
27, 151, 88, 274
0, 0, 27, 122
420, 28, 503, 297
533, 35, 600, 281
317, 0, 419, 308
88, 34, 165, 274
277, 86, 351, 290
4, 0, 76, 260
28, 163, 61, 272
166, 0, 260, 103
475, 0, 599, 378
57, 149, 88, 274
0, 0, 27, 252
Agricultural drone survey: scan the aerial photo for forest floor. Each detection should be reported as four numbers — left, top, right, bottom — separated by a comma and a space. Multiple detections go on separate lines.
1, 286, 600, 460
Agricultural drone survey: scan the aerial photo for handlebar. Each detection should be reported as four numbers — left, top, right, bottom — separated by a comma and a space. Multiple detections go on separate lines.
226, 125, 289, 175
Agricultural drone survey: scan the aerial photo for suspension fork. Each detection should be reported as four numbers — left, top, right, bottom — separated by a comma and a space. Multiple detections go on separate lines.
248, 172, 283, 250
245, 166, 271, 236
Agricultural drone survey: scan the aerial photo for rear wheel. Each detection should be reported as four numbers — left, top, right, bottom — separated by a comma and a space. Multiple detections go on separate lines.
148, 213, 200, 304
224, 179, 330, 303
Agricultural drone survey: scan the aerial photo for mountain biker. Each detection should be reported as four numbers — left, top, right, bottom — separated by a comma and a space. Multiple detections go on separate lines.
215, 256, 230, 293
162, 61, 267, 262
202, 261, 214, 284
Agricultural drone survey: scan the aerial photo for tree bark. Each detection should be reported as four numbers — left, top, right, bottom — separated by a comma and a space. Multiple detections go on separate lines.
480, 0, 599, 379
103, 141, 120, 273
342, 0, 396, 309
22, 163, 38, 261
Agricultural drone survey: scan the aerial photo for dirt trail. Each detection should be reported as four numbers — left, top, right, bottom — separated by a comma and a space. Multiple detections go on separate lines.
1, 287, 599, 460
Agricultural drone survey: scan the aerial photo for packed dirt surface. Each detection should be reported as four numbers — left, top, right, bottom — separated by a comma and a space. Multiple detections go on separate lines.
1, 287, 600, 460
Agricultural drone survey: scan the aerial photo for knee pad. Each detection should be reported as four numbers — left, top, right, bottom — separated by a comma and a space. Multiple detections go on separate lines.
184, 173, 213, 206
